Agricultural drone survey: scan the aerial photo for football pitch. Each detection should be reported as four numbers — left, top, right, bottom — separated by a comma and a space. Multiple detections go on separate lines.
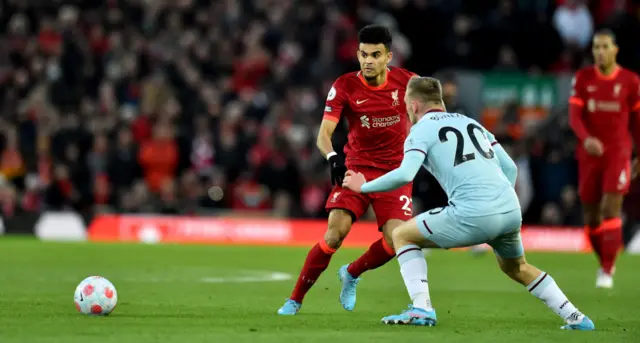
1, 238, 638, 343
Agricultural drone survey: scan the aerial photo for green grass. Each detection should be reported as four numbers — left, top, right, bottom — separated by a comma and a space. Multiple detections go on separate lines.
0, 237, 638, 343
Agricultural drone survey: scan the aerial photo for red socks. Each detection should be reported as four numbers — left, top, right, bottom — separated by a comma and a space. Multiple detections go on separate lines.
290, 238, 395, 303
290, 240, 335, 303
587, 217, 623, 275
347, 238, 396, 278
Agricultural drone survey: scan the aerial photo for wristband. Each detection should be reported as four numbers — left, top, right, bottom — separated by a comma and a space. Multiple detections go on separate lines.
326, 152, 337, 160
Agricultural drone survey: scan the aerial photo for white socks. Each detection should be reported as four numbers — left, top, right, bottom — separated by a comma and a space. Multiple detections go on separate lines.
527, 272, 584, 323
396, 244, 433, 311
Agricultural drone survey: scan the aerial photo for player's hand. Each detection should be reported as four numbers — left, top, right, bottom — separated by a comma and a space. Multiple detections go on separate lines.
583, 137, 604, 156
328, 154, 347, 185
342, 170, 366, 193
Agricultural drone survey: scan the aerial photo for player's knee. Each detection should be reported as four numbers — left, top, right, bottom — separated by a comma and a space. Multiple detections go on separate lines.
585, 213, 603, 229
585, 217, 602, 230
324, 224, 350, 249
391, 226, 411, 249
601, 202, 622, 219
382, 233, 394, 251
583, 210, 602, 229
382, 220, 402, 248
324, 210, 353, 249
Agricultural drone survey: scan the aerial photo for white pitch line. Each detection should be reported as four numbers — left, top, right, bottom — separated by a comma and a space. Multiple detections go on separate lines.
200, 271, 292, 283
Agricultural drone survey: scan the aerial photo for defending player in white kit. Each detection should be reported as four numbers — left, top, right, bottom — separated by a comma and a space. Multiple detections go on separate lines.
342, 76, 595, 330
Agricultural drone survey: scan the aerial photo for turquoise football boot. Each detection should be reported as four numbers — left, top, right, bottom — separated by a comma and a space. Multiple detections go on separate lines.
381, 305, 437, 326
338, 264, 360, 311
277, 299, 301, 315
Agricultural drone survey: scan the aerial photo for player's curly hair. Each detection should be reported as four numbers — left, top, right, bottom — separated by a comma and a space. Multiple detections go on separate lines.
358, 24, 392, 51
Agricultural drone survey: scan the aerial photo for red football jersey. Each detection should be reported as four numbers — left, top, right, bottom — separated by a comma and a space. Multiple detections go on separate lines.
323, 67, 416, 171
569, 65, 640, 157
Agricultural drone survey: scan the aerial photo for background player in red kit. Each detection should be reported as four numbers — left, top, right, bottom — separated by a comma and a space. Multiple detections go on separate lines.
278, 25, 417, 315
568, 29, 640, 289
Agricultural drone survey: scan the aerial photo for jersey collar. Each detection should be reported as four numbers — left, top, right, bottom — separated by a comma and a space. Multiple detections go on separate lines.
424, 109, 445, 115
357, 68, 391, 90
594, 64, 620, 81
417, 109, 445, 123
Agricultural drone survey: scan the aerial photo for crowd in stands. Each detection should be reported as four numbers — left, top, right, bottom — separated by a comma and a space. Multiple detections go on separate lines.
1, 0, 640, 225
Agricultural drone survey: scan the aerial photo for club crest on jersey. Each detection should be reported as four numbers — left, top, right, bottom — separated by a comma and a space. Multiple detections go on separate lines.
331, 192, 341, 202
391, 89, 399, 106
613, 83, 621, 97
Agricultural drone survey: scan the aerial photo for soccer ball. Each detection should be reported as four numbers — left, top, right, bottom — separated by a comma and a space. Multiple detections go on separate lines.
74, 276, 118, 315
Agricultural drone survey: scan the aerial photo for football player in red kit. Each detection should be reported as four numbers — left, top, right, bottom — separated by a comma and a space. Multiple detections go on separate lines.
278, 25, 417, 315
568, 29, 640, 288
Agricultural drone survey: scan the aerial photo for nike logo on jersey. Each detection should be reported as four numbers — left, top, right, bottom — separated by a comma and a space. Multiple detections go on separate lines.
356, 99, 369, 105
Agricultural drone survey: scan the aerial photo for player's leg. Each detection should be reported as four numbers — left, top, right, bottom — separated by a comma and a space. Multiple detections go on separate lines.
337, 218, 397, 311
338, 182, 413, 311
381, 208, 461, 326
345, 219, 399, 279
595, 158, 631, 287
278, 188, 369, 315
491, 231, 595, 330
578, 158, 608, 285
600, 193, 624, 273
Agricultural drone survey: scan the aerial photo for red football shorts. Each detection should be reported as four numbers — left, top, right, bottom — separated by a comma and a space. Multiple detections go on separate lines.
325, 166, 413, 229
578, 154, 631, 204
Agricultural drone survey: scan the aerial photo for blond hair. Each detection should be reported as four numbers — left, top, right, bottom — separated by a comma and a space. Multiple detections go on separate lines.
407, 77, 443, 104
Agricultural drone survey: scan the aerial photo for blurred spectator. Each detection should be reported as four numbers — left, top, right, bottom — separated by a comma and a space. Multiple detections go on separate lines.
553, 0, 594, 49
440, 75, 468, 115
45, 164, 77, 210
0, 129, 26, 185
139, 122, 178, 193
510, 144, 534, 215
540, 202, 564, 225
0, 183, 18, 218
559, 185, 582, 226
108, 128, 140, 192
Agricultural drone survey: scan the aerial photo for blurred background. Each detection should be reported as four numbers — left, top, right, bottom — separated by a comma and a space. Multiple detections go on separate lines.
1, 0, 640, 238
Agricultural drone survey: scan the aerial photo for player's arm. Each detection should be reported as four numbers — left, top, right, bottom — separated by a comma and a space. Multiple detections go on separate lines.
359, 129, 428, 193
628, 75, 640, 149
569, 72, 604, 156
493, 144, 517, 187
319, 83, 348, 185
568, 73, 591, 142
485, 130, 517, 187
359, 150, 424, 193
317, 119, 338, 158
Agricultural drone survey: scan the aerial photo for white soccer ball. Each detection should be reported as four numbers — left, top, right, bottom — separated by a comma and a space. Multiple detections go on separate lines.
74, 276, 118, 315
